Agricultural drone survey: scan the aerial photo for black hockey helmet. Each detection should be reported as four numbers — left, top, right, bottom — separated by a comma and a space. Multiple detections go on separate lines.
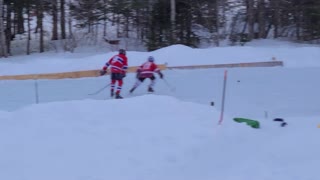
119, 49, 126, 55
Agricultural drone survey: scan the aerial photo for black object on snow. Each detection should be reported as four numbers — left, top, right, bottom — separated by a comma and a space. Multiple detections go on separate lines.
281, 122, 288, 127
274, 118, 284, 122
273, 118, 288, 127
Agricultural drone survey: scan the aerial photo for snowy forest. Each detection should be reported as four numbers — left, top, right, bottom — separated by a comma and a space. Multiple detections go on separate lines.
0, 0, 320, 57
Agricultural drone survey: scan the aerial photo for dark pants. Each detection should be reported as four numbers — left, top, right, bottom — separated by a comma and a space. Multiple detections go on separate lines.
111, 73, 125, 80
110, 73, 125, 95
138, 75, 155, 82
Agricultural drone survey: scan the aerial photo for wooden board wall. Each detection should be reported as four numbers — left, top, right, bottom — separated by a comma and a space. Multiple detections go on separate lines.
0, 61, 283, 80
0, 64, 167, 80
167, 61, 283, 70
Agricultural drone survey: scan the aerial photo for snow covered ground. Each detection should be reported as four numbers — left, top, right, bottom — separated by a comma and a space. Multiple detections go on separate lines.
0, 40, 319, 180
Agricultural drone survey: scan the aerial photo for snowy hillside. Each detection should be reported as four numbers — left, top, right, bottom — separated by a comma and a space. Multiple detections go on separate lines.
0, 95, 319, 180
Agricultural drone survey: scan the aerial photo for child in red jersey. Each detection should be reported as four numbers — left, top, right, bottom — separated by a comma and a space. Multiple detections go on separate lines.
100, 49, 128, 99
129, 56, 163, 93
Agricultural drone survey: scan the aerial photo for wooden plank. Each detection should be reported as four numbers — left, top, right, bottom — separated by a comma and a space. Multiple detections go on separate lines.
167, 61, 283, 70
0, 64, 167, 80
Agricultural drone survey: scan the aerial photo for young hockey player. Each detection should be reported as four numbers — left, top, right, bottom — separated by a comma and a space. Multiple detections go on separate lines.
100, 49, 128, 99
129, 56, 163, 93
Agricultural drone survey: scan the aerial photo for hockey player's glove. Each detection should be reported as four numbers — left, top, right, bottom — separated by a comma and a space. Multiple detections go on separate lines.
100, 70, 107, 76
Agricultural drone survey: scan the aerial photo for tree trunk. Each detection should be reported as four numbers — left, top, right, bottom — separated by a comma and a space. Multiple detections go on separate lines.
16, 3, 25, 34
125, 16, 129, 38
294, 5, 302, 40
37, 0, 44, 53
27, 3, 31, 55
135, 7, 140, 39
271, 0, 280, 38
52, 0, 58, 40
0, 0, 8, 57
60, 0, 66, 39
68, 0, 73, 39
215, 0, 220, 46
116, 15, 120, 38
170, 0, 176, 43
246, 0, 255, 40
146, 0, 154, 42
13, 11, 17, 35
67, 0, 75, 52
258, 0, 266, 38
6, 2, 12, 55
103, 0, 108, 37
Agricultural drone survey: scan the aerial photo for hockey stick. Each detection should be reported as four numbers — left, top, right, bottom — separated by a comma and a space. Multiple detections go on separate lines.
88, 83, 111, 95
162, 78, 176, 92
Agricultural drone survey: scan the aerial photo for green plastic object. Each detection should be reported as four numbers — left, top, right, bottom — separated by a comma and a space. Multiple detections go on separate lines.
233, 118, 260, 129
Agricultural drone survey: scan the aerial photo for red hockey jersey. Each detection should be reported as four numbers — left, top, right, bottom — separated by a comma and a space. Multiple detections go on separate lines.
103, 54, 128, 74
137, 61, 160, 78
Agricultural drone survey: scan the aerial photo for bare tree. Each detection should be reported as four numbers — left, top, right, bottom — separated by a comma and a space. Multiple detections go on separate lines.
215, 0, 220, 46
258, 0, 266, 38
6, 2, 12, 55
246, 0, 255, 40
102, 0, 108, 37
26, 2, 31, 55
36, 0, 45, 52
52, 0, 59, 40
0, 0, 8, 57
270, 0, 280, 38
60, 0, 66, 39
170, 0, 176, 42
294, 2, 303, 40
16, 2, 25, 34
